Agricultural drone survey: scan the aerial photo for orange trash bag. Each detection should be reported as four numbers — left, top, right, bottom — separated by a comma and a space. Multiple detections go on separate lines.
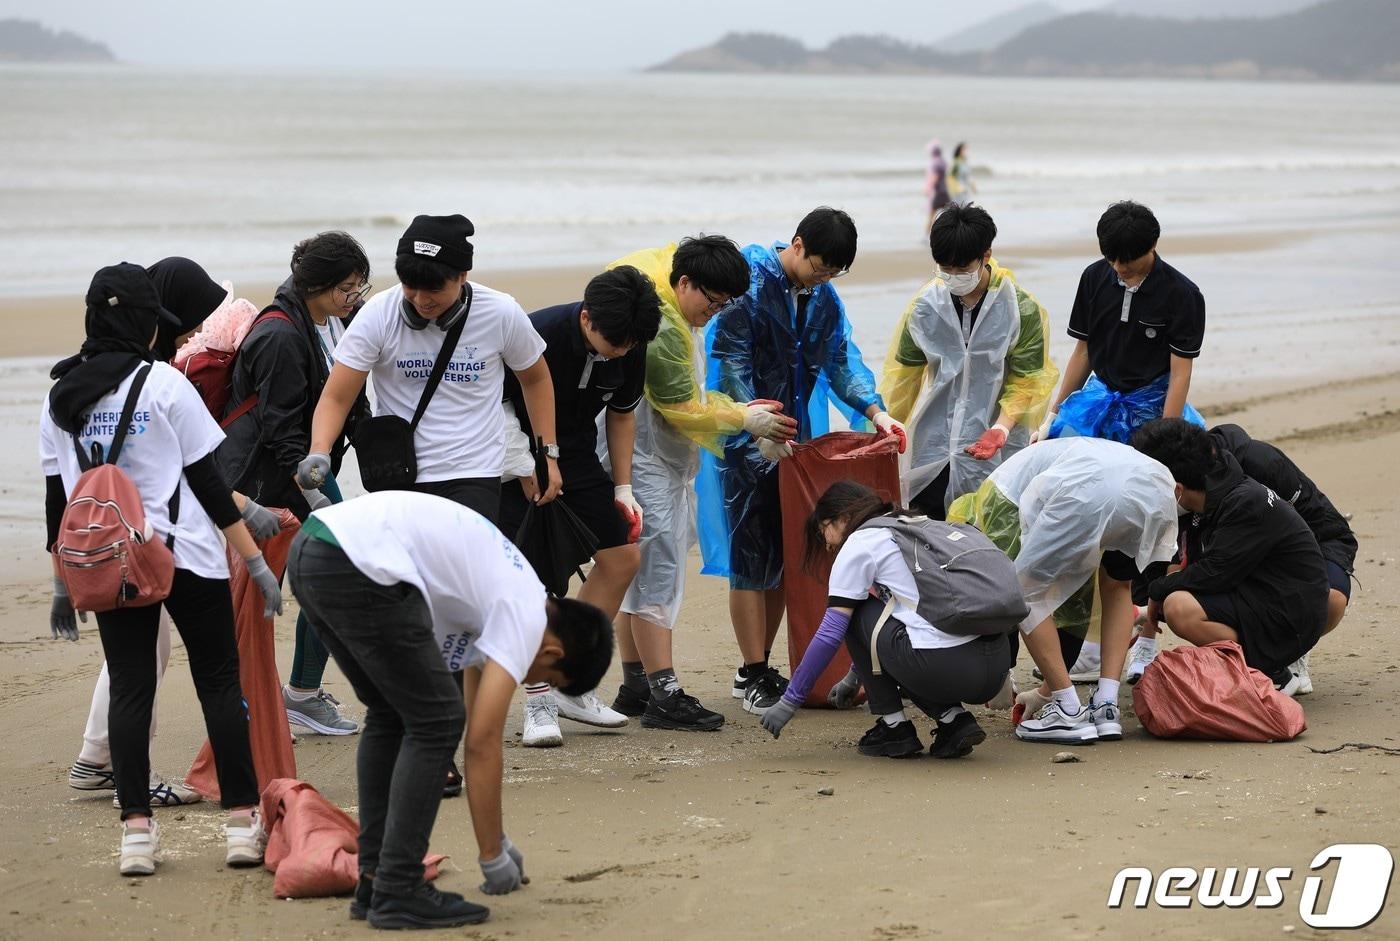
261, 778, 446, 899
187, 510, 299, 798
779, 432, 901, 707
1133, 640, 1307, 742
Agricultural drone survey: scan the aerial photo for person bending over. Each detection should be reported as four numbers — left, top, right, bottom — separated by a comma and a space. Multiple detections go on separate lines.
1131, 419, 1328, 693
287, 490, 613, 930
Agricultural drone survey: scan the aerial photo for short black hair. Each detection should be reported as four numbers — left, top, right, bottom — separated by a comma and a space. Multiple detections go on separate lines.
794, 206, 857, 272
1132, 418, 1214, 490
290, 231, 370, 297
395, 253, 466, 292
583, 266, 662, 347
545, 597, 615, 696
953, 141, 968, 159
669, 234, 749, 297
1097, 201, 1160, 263
930, 203, 997, 267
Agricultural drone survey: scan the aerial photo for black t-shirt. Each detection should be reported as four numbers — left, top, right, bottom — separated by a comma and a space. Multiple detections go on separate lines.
1067, 254, 1205, 392
951, 291, 987, 336
502, 302, 646, 477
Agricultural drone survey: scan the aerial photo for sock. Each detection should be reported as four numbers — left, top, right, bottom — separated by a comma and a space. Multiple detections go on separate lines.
1051, 686, 1081, 715
621, 661, 648, 693
1093, 678, 1120, 707
284, 685, 318, 702
647, 668, 681, 697
229, 807, 255, 821
524, 683, 551, 697
125, 816, 151, 830
938, 706, 967, 724
763, 648, 772, 666
740, 661, 767, 681
880, 710, 908, 726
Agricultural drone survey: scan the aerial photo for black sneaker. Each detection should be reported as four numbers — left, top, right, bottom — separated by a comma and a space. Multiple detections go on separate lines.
367, 882, 489, 930
612, 683, 650, 718
929, 712, 987, 759
856, 719, 924, 758
732, 665, 788, 699
741, 671, 788, 716
443, 762, 463, 799
348, 874, 373, 920
641, 689, 725, 731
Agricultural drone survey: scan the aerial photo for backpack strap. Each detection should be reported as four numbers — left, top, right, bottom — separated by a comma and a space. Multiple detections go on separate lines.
72, 363, 154, 471
218, 308, 294, 429
410, 284, 473, 431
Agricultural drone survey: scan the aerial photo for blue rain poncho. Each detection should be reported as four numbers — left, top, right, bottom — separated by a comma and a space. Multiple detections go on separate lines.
1051, 372, 1204, 443
696, 241, 884, 585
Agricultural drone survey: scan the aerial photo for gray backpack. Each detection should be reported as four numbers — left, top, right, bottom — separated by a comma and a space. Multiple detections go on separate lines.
856, 515, 1029, 647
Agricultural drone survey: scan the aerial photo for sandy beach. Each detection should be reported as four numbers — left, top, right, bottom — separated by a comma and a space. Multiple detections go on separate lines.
2, 220, 1399, 941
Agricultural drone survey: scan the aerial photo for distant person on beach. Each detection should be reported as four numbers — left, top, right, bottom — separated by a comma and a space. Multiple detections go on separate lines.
947, 438, 1179, 746
44, 264, 279, 876
949, 142, 977, 206
215, 231, 372, 738
603, 236, 796, 732
706, 207, 904, 720
1036, 201, 1205, 444
66, 257, 231, 810
759, 481, 1016, 759
499, 267, 661, 747
1132, 419, 1328, 694
880, 203, 1057, 519
924, 139, 951, 236
287, 491, 613, 929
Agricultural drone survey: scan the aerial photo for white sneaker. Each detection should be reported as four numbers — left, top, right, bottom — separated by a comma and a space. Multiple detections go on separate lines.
119, 820, 160, 876
1015, 701, 1099, 745
985, 670, 1017, 710
1124, 638, 1159, 685
1032, 646, 1101, 683
69, 759, 116, 791
225, 810, 267, 867
113, 773, 204, 809
1274, 670, 1304, 698
1089, 700, 1123, 740
522, 694, 564, 747
1289, 651, 1313, 695
553, 690, 628, 728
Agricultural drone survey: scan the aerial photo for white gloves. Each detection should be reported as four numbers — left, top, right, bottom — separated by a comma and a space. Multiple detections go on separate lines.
872, 411, 908, 453
743, 402, 797, 441
614, 484, 643, 543
1031, 410, 1058, 444
757, 438, 794, 462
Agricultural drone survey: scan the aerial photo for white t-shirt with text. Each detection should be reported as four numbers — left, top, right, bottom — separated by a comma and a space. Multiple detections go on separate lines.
827, 528, 974, 650
334, 283, 546, 481
312, 491, 548, 681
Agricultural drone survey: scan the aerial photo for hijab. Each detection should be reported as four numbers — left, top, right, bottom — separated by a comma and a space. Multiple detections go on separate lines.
147, 256, 226, 362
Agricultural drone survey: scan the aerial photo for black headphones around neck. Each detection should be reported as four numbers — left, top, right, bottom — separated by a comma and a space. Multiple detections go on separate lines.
400, 284, 470, 331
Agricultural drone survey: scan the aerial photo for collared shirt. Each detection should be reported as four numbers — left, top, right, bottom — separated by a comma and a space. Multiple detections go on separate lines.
502, 301, 646, 474
1066, 254, 1205, 392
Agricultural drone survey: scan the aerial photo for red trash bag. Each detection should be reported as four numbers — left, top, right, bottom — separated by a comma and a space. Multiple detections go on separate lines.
779, 432, 902, 707
188, 510, 299, 798
1133, 640, 1307, 742
261, 778, 446, 899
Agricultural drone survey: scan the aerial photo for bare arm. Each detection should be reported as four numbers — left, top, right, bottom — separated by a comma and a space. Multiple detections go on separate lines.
1051, 340, 1092, 412
463, 661, 514, 861
605, 408, 636, 487
308, 362, 369, 456
1162, 354, 1193, 420
513, 357, 561, 503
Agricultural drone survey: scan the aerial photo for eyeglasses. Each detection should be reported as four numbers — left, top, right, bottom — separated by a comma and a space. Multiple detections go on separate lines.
337, 283, 373, 305
697, 286, 734, 315
810, 260, 848, 280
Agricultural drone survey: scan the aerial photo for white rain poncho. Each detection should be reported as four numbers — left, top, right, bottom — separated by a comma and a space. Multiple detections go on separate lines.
879, 260, 1057, 508
984, 438, 1179, 633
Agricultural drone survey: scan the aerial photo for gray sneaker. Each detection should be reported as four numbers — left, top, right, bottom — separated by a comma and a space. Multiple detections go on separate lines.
284, 687, 360, 735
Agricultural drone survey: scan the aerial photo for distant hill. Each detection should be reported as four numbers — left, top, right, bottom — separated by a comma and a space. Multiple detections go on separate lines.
934, 2, 1063, 52
1103, 0, 1318, 17
0, 18, 114, 63
649, 0, 1399, 82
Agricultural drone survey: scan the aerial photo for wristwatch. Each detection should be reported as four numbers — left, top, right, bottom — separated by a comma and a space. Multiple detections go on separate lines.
543, 443, 560, 460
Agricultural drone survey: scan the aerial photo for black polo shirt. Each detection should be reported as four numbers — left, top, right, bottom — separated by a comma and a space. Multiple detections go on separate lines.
1067, 254, 1205, 393
502, 301, 646, 478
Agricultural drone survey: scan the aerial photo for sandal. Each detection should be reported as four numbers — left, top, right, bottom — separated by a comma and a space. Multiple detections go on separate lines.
443, 762, 463, 799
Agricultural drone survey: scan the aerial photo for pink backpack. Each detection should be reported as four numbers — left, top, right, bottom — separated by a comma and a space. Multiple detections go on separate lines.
53, 365, 176, 613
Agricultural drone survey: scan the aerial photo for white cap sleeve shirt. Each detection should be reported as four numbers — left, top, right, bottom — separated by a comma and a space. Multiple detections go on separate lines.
827, 528, 974, 650
334, 283, 546, 482
39, 361, 230, 579
311, 491, 548, 681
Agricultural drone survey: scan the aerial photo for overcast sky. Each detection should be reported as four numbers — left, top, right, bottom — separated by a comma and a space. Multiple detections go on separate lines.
1, 0, 1139, 71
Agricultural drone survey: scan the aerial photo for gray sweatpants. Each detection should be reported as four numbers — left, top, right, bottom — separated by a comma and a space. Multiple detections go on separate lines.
844, 598, 1012, 718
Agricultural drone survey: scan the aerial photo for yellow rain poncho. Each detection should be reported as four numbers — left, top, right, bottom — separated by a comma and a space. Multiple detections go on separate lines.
880, 259, 1058, 509
609, 245, 746, 458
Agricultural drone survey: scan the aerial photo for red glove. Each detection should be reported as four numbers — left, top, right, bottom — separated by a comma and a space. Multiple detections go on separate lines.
872, 411, 907, 455
964, 425, 1009, 460
614, 485, 643, 544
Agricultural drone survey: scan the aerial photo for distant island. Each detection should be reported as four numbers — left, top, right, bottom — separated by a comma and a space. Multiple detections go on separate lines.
0, 18, 115, 63
650, 0, 1399, 82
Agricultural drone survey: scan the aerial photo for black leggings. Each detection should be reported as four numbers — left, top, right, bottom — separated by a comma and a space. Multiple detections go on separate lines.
96, 567, 258, 818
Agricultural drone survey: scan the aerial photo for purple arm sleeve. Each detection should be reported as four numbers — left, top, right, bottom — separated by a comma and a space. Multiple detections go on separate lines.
783, 608, 852, 706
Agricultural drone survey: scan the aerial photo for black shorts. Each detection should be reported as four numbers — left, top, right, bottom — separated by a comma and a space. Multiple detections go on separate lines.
1195, 592, 1241, 630
1326, 560, 1353, 601
412, 476, 501, 525
1100, 549, 1139, 583
499, 472, 630, 553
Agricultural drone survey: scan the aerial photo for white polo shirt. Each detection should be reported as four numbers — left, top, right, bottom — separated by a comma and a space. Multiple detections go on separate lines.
335, 283, 546, 481
40, 361, 229, 579
828, 528, 974, 650
311, 491, 548, 681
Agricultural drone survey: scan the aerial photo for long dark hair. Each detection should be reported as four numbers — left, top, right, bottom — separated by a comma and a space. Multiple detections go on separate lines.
803, 480, 912, 573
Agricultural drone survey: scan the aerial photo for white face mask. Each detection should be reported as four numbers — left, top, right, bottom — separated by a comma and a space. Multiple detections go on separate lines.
942, 264, 982, 296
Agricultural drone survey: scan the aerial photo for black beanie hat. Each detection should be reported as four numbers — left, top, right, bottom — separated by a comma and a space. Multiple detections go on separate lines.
397, 214, 474, 272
